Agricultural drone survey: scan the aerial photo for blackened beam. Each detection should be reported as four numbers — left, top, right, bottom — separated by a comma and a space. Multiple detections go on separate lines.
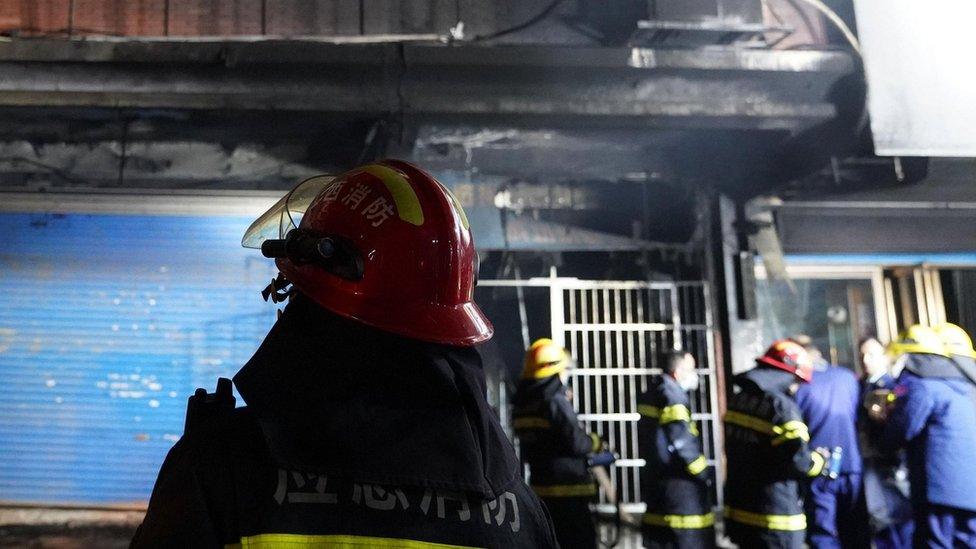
0, 39, 855, 131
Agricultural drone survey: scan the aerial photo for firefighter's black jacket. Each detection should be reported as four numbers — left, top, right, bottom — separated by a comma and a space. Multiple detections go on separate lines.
637, 375, 712, 529
512, 375, 600, 497
724, 367, 825, 534
131, 294, 558, 548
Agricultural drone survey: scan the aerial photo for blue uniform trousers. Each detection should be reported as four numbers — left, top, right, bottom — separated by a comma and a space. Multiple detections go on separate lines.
915, 504, 976, 548
863, 467, 913, 549
875, 520, 914, 549
805, 473, 870, 549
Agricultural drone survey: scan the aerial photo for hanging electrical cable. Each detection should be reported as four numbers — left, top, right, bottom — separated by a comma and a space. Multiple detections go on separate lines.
790, 0, 861, 54
472, 0, 564, 41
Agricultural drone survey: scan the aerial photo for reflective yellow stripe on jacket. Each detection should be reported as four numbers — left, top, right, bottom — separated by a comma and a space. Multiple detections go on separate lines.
643, 512, 715, 529
512, 416, 551, 430
638, 403, 690, 424
639, 403, 700, 435
532, 483, 597, 497
686, 455, 708, 476
725, 412, 810, 445
724, 506, 807, 531
227, 533, 481, 548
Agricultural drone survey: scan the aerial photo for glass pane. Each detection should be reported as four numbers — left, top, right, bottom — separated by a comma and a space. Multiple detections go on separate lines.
756, 277, 878, 371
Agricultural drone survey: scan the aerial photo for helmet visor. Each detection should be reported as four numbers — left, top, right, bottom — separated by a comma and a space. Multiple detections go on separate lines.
242, 175, 335, 249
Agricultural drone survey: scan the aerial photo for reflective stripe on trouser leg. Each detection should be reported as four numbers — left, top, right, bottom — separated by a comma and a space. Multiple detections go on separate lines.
643, 512, 715, 529
531, 483, 597, 497
724, 506, 807, 531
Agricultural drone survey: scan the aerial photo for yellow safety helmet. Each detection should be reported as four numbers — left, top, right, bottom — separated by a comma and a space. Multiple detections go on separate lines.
887, 324, 949, 359
934, 323, 976, 358
522, 338, 571, 379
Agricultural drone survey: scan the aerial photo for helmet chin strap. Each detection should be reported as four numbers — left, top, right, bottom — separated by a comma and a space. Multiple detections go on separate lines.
262, 272, 295, 304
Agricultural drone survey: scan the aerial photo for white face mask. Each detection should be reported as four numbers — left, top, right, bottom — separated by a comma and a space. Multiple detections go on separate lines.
678, 371, 700, 392
558, 369, 570, 386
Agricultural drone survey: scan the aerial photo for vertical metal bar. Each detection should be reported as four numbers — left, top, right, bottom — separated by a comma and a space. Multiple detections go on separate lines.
513, 262, 530, 349
871, 268, 890, 344
595, 289, 604, 411
636, 285, 646, 323
590, 289, 599, 421
628, 290, 638, 372
884, 277, 898, 338
610, 290, 620, 417
913, 269, 929, 326
670, 283, 681, 350
930, 269, 946, 325
568, 288, 577, 327
626, 288, 640, 506
550, 279, 565, 347
702, 282, 723, 509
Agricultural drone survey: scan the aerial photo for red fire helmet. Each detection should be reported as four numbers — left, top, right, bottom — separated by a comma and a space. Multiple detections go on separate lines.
243, 159, 492, 346
756, 339, 814, 382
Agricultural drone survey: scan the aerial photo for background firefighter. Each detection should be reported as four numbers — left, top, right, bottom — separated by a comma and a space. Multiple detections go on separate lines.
724, 340, 831, 549
637, 350, 715, 549
881, 324, 976, 547
513, 338, 605, 549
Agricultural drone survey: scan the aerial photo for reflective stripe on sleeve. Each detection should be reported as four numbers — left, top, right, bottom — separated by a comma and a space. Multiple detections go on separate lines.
725, 411, 811, 446
724, 411, 774, 434
660, 404, 692, 424
637, 404, 659, 418
532, 483, 597, 497
643, 512, 715, 529
686, 455, 708, 476
724, 506, 807, 531
639, 404, 692, 424
808, 450, 826, 477
229, 533, 480, 548
512, 417, 551, 430
589, 432, 602, 453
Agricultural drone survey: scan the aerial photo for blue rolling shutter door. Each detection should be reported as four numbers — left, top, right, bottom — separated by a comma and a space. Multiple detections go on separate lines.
0, 212, 277, 506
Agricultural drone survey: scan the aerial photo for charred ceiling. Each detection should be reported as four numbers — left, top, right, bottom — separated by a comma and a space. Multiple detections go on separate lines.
0, 36, 862, 252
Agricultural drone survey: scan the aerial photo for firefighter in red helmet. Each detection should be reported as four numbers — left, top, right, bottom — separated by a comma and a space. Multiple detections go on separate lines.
132, 160, 558, 548
724, 340, 831, 549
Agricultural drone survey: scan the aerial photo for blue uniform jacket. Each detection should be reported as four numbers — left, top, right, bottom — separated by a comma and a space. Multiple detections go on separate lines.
883, 354, 976, 512
795, 365, 863, 474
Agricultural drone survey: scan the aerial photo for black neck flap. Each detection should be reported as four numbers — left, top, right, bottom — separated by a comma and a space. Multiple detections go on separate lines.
233, 294, 519, 499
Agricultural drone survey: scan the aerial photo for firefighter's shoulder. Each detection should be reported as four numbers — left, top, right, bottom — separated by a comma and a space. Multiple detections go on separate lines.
178, 404, 265, 467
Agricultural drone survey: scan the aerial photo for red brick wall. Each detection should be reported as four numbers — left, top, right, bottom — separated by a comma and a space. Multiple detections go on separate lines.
0, 0, 317, 36
0, 0, 564, 39
0, 1, 71, 35
72, 0, 167, 36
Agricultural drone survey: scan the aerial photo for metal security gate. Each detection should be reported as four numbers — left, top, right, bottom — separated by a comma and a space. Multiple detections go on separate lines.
480, 277, 723, 522
551, 280, 722, 515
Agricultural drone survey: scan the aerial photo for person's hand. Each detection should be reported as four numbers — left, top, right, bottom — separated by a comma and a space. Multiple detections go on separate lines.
814, 447, 834, 478
865, 390, 894, 422
587, 450, 617, 467
868, 402, 888, 422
